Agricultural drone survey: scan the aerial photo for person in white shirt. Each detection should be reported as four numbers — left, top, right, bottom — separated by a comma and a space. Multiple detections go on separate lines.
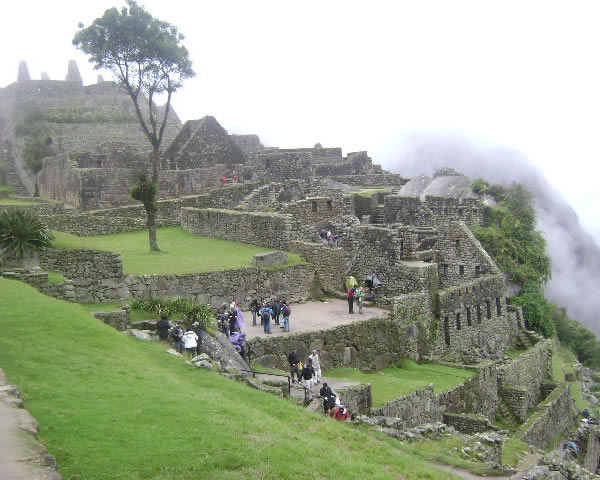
308, 350, 321, 384
182, 329, 198, 357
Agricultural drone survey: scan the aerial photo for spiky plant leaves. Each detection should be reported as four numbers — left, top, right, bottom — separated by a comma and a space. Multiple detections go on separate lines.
0, 207, 54, 259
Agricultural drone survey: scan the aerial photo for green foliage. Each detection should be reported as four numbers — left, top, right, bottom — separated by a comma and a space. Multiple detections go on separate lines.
509, 282, 554, 337
553, 305, 600, 370
129, 172, 157, 205
0, 207, 54, 258
472, 180, 552, 337
131, 295, 217, 333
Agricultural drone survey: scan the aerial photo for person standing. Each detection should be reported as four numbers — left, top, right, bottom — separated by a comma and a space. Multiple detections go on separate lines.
302, 359, 316, 391
271, 299, 281, 326
347, 287, 356, 314
282, 301, 291, 332
156, 314, 171, 342
192, 321, 203, 356
182, 328, 198, 357
171, 321, 185, 353
288, 348, 301, 382
249, 298, 259, 326
320, 382, 334, 414
308, 350, 321, 384
259, 304, 272, 334
355, 286, 365, 314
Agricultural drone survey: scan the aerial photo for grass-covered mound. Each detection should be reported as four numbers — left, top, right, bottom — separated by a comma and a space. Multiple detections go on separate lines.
52, 226, 306, 275
326, 362, 475, 407
0, 278, 461, 480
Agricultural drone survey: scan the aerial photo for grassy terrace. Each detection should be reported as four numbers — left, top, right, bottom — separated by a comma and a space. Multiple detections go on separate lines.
0, 198, 45, 205
326, 361, 476, 407
0, 278, 462, 480
53, 227, 306, 275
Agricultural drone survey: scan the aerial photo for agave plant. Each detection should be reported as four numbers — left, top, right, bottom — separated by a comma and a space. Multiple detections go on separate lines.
0, 207, 54, 259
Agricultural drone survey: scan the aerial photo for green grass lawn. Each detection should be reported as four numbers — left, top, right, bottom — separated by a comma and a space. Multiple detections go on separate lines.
45, 271, 68, 284
52, 227, 307, 275
0, 198, 45, 205
325, 361, 476, 407
0, 278, 462, 480
355, 187, 391, 198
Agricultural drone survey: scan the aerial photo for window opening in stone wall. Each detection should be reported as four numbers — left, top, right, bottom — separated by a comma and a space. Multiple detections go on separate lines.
473, 209, 478, 215
327, 200, 332, 210
467, 308, 472, 326
444, 317, 450, 345
477, 305, 482, 323
400, 240, 404, 256
459, 265, 464, 276
456, 313, 461, 330
458, 208, 463, 217
455, 239, 460, 248
475, 265, 481, 276
443, 264, 448, 276
486, 300, 491, 319
444, 208, 448, 215
311, 201, 317, 212
496, 297, 501, 315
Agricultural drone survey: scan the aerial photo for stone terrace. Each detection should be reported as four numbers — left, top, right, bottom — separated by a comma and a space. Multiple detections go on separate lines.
244, 298, 388, 340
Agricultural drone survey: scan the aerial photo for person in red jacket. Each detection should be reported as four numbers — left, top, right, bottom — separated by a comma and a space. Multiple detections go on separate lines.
333, 405, 349, 421
347, 287, 356, 314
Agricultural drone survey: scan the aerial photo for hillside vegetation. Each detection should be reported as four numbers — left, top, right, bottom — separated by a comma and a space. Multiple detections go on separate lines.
473, 179, 600, 369
0, 278, 461, 480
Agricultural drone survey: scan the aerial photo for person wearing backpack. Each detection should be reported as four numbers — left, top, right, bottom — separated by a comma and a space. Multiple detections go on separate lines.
347, 287, 356, 314
281, 301, 291, 332
355, 286, 365, 314
259, 304, 272, 334
157, 314, 171, 342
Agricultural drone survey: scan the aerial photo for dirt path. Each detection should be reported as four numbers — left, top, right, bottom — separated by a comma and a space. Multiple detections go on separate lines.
432, 463, 513, 480
0, 370, 60, 480
245, 298, 388, 340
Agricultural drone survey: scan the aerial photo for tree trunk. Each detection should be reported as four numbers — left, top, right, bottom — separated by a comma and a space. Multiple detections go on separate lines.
146, 202, 159, 251
147, 146, 161, 251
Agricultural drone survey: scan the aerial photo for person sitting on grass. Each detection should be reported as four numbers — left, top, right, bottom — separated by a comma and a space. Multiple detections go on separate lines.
333, 405, 350, 421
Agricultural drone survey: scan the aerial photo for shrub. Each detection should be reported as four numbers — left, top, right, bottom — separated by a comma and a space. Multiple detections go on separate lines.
0, 207, 54, 258
130, 296, 217, 333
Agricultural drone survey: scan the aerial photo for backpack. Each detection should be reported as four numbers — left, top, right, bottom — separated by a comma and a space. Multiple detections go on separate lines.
282, 305, 291, 316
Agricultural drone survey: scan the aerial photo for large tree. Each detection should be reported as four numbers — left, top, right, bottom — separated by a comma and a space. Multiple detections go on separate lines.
73, 1, 195, 250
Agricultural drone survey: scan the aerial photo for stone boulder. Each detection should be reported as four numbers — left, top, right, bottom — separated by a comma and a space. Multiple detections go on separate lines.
251, 251, 288, 268
199, 332, 251, 373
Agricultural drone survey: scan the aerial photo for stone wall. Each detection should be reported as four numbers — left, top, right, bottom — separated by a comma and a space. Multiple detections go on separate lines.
0, 270, 75, 302
181, 207, 298, 250
91, 309, 129, 331
182, 183, 259, 210
281, 197, 345, 233
337, 384, 373, 415
247, 316, 429, 373
436, 222, 500, 288
124, 264, 315, 307
370, 361, 499, 428
39, 249, 126, 302
41, 213, 147, 235
433, 274, 515, 363
442, 413, 496, 434
516, 383, 579, 448
327, 174, 408, 186
497, 339, 552, 417
288, 241, 347, 293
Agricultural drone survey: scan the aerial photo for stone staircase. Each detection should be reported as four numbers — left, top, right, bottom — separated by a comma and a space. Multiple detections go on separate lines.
371, 205, 386, 225
514, 329, 543, 349
0, 144, 29, 196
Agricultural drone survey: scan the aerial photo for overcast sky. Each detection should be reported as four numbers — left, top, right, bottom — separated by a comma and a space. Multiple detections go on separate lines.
3, 1, 599, 240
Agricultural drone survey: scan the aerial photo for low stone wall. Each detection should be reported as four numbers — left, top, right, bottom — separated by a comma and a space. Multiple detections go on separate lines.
41, 213, 147, 235
442, 413, 496, 434
39, 249, 126, 302
370, 361, 499, 428
0, 270, 75, 302
516, 383, 579, 448
124, 264, 315, 307
337, 384, 372, 415
248, 316, 429, 373
91, 309, 129, 331
371, 385, 438, 428
87, 198, 182, 227
497, 339, 552, 416
181, 207, 298, 250
327, 174, 408, 186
